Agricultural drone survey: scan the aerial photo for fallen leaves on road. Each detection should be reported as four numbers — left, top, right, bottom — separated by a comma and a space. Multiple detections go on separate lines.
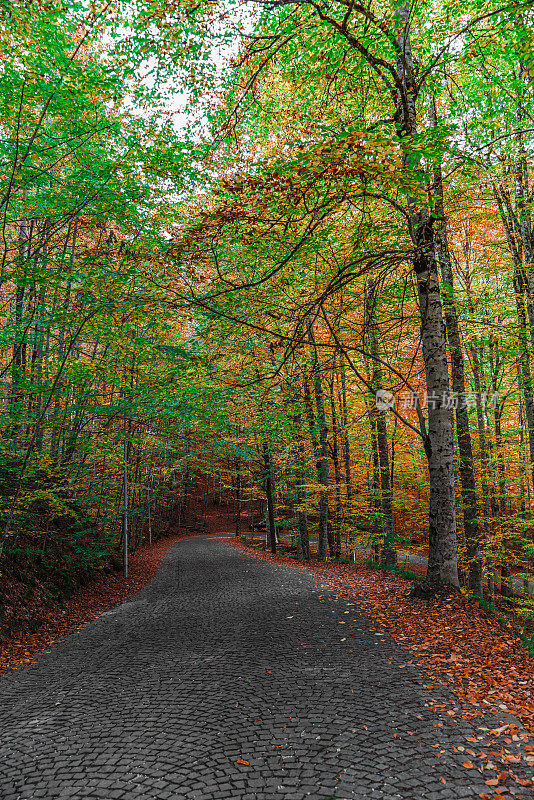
223, 538, 534, 736
0, 533, 202, 675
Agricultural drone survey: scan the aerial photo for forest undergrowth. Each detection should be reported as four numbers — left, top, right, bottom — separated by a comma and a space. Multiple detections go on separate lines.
0, 499, 234, 674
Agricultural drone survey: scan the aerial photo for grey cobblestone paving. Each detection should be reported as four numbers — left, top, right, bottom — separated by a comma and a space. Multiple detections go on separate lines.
1, 536, 533, 799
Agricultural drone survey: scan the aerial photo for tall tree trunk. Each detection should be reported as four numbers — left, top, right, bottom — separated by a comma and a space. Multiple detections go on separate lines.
178, 429, 192, 531
366, 393, 382, 562
365, 280, 396, 565
306, 327, 330, 560
494, 177, 534, 597
262, 440, 276, 554
514, 275, 534, 486
50, 217, 78, 463
430, 115, 482, 593
493, 402, 506, 519
122, 399, 130, 577
492, 396, 513, 597
513, 150, 534, 355
395, 4, 458, 586
235, 457, 242, 537
306, 0, 459, 584
493, 185, 534, 486
329, 372, 342, 559
412, 232, 458, 584
293, 412, 310, 560
10, 222, 31, 440
469, 340, 493, 533
339, 356, 352, 507
518, 367, 528, 518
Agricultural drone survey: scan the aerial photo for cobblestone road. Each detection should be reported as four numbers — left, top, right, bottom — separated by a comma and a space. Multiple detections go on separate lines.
1, 537, 532, 799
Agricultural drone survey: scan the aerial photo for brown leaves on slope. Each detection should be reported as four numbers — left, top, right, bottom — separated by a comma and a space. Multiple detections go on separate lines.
0, 533, 200, 676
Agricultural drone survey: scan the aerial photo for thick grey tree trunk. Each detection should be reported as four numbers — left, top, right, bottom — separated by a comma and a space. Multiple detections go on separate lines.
395, 5, 458, 586
413, 232, 459, 586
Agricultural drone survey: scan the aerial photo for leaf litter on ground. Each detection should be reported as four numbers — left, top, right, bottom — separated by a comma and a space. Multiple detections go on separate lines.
223, 537, 534, 794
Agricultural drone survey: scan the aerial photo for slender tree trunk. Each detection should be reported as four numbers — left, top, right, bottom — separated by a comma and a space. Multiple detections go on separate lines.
364, 352, 382, 562
339, 357, 352, 507
307, 1, 458, 582
493, 186, 534, 485
492, 398, 513, 597
10, 222, 30, 440
178, 427, 192, 531
514, 275, 534, 485
147, 482, 152, 545
365, 280, 396, 565
293, 412, 310, 559
31, 290, 47, 450
519, 392, 527, 517
514, 152, 534, 356
235, 457, 242, 537
307, 327, 330, 560
493, 402, 506, 519
122, 406, 130, 577
430, 122, 482, 593
493, 178, 534, 598
469, 341, 493, 530
329, 374, 342, 559
366, 398, 382, 562
50, 217, 78, 463
263, 440, 276, 554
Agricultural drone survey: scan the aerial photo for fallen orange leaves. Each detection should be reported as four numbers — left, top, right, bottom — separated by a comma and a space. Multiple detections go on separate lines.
0, 533, 202, 675
223, 538, 534, 736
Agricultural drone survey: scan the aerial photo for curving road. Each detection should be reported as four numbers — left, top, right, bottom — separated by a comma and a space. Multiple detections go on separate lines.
0, 537, 531, 799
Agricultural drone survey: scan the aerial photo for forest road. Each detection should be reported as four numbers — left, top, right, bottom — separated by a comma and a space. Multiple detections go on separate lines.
0, 536, 531, 800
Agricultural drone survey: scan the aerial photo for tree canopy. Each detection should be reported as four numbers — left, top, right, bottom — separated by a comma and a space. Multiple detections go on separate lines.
1, 0, 534, 613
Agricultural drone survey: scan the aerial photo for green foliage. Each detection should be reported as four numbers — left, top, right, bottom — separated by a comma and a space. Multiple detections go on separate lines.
368, 560, 424, 583
2, 0, 534, 615
518, 632, 534, 658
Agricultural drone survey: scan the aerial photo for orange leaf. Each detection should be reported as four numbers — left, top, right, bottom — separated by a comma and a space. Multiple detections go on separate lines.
463, 762, 474, 769
237, 760, 249, 766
